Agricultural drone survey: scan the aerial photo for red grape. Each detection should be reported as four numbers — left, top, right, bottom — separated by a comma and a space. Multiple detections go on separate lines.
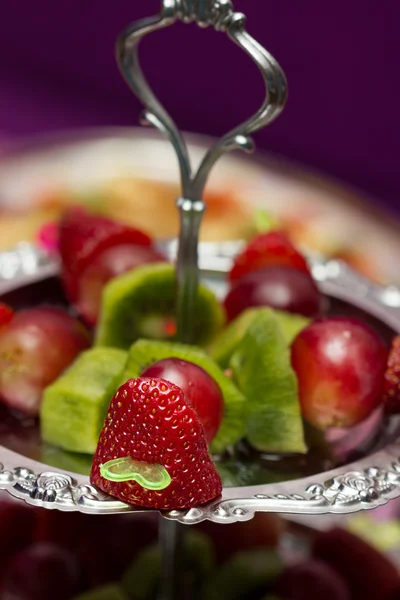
312, 528, 400, 600
142, 358, 224, 443
383, 335, 400, 414
275, 560, 350, 600
78, 513, 158, 587
224, 266, 323, 322
199, 513, 285, 563
77, 244, 165, 325
229, 230, 311, 283
0, 307, 90, 416
59, 207, 153, 302
0, 498, 36, 579
1, 542, 81, 600
291, 317, 388, 429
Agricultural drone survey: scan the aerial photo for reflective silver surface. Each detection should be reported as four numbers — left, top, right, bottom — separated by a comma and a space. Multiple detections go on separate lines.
117, 0, 287, 201
1, 243, 400, 523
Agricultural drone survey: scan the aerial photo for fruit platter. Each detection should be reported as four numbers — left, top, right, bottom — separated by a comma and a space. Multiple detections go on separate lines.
1, 210, 400, 524
1, 0, 400, 527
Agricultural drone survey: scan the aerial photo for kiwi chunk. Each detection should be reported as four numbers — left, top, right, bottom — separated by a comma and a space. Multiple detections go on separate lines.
73, 584, 128, 600
122, 530, 214, 600
41, 347, 127, 454
95, 263, 225, 350
202, 549, 283, 600
122, 339, 245, 454
209, 307, 310, 369
230, 311, 306, 454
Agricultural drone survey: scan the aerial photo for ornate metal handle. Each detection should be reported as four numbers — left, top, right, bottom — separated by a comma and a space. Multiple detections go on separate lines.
117, 0, 287, 201
116, 0, 288, 343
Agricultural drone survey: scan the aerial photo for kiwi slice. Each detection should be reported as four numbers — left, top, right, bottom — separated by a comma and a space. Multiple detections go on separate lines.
209, 307, 310, 369
202, 549, 283, 600
72, 584, 128, 600
122, 531, 214, 600
95, 263, 225, 350
41, 347, 127, 454
230, 311, 306, 454
122, 339, 246, 454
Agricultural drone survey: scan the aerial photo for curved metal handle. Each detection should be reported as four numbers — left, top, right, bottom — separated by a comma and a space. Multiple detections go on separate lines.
116, 0, 288, 201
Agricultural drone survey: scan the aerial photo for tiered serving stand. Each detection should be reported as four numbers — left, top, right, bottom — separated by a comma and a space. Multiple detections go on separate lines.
1, 2, 400, 598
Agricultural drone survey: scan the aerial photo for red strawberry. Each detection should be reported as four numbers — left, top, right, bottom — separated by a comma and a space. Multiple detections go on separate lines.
90, 378, 222, 510
59, 208, 153, 301
0, 303, 13, 327
229, 231, 310, 283
383, 335, 400, 413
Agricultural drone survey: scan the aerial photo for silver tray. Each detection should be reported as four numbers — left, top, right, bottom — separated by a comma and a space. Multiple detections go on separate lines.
1, 242, 400, 524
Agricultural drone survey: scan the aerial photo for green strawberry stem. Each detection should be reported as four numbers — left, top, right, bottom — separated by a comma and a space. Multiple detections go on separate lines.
175, 198, 206, 344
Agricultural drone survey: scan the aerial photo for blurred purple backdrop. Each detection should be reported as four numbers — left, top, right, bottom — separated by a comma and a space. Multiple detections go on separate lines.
0, 1, 399, 211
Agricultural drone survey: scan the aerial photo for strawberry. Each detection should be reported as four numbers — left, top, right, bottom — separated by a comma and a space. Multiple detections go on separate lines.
0, 303, 13, 327
229, 231, 310, 283
383, 335, 400, 414
90, 378, 222, 510
59, 208, 153, 301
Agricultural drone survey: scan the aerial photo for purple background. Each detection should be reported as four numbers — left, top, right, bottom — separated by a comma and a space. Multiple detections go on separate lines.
0, 1, 399, 211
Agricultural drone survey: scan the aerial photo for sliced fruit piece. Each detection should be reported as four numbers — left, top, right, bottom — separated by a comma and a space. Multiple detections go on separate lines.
253, 208, 279, 233
229, 231, 310, 283
41, 347, 128, 453
209, 307, 310, 369
348, 514, 400, 554
224, 266, 323, 322
291, 317, 388, 429
77, 513, 158, 588
72, 584, 128, 600
383, 335, 400, 414
90, 377, 222, 510
59, 207, 153, 302
121, 530, 214, 600
1, 542, 81, 600
202, 549, 283, 600
274, 560, 350, 600
230, 310, 306, 454
37, 220, 59, 254
77, 243, 165, 326
95, 263, 224, 349
0, 302, 13, 327
121, 544, 161, 600
0, 500, 36, 575
312, 527, 400, 600
142, 357, 224, 443
122, 340, 245, 454
200, 514, 285, 564
0, 307, 90, 416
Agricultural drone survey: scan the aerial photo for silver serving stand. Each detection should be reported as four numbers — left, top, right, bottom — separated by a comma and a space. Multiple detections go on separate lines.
1, 1, 400, 597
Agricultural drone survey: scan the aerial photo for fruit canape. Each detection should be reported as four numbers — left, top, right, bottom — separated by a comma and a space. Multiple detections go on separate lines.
0, 208, 398, 512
